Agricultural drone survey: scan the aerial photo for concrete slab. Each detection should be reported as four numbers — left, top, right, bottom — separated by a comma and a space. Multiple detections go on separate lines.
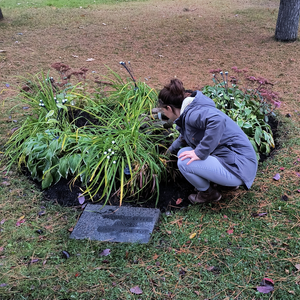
70, 204, 160, 243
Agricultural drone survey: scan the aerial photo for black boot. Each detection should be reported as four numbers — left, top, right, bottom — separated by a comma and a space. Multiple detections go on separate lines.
188, 186, 222, 204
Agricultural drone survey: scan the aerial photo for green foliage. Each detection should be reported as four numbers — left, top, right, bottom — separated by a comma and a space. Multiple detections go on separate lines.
202, 70, 278, 159
4, 70, 170, 206
4, 66, 279, 205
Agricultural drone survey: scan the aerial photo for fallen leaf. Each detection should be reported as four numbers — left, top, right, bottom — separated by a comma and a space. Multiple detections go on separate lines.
0, 219, 5, 225
153, 253, 159, 260
194, 291, 200, 295
189, 233, 196, 239
78, 193, 85, 204
43, 260, 47, 265
297, 190, 300, 193
130, 285, 143, 294
75, 272, 80, 277
0, 247, 4, 252
38, 211, 46, 217
223, 215, 228, 219
30, 259, 39, 264
1, 181, 10, 186
205, 265, 215, 271
294, 264, 300, 270
166, 230, 172, 235
251, 212, 267, 217
62, 251, 70, 259
176, 198, 183, 205
99, 249, 110, 256
86, 58, 95, 62
288, 290, 295, 295
10, 127, 19, 134
16, 219, 26, 226
44, 225, 53, 230
257, 285, 274, 294
279, 167, 285, 170
17, 215, 25, 221
227, 229, 234, 234
0, 283, 7, 287
273, 173, 280, 181
179, 268, 186, 275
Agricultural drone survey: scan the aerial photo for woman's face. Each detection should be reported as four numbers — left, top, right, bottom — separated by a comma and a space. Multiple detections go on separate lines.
162, 106, 177, 121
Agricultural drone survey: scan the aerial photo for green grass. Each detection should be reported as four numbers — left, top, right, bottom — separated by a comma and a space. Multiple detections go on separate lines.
1, 112, 300, 299
0, 0, 147, 9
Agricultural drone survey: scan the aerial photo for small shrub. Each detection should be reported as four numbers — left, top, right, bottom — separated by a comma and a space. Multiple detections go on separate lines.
202, 67, 279, 159
4, 67, 172, 206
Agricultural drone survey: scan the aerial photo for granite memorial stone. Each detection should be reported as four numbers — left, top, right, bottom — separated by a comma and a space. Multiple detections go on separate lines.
70, 204, 160, 243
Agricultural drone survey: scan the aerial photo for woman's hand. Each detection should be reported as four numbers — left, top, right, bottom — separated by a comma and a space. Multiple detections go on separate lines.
178, 150, 200, 165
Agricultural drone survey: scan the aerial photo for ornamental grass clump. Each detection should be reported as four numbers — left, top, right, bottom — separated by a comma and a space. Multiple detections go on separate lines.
202, 67, 279, 159
4, 67, 171, 206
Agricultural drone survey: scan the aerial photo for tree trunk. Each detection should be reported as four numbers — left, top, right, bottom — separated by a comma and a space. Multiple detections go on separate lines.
275, 0, 300, 41
0, 8, 3, 20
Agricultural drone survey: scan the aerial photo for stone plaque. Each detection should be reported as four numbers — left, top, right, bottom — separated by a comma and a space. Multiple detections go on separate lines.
70, 204, 160, 243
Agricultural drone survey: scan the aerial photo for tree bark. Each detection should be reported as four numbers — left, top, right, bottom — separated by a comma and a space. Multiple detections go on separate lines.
0, 8, 3, 20
275, 0, 300, 41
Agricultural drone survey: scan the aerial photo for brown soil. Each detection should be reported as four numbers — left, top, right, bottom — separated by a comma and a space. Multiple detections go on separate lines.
0, 0, 299, 209
0, 0, 299, 116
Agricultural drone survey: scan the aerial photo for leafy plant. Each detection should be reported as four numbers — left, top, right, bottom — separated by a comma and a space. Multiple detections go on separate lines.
202, 67, 279, 159
4, 67, 172, 206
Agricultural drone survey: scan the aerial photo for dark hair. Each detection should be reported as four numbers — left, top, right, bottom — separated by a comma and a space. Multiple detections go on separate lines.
158, 79, 185, 112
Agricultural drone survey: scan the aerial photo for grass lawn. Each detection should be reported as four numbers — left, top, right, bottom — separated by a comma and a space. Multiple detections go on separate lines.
1, 0, 300, 299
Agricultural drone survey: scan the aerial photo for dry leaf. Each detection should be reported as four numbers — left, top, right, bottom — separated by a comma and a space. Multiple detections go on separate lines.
189, 233, 196, 239
16, 219, 26, 226
153, 253, 159, 260
130, 285, 143, 294
205, 265, 215, 271
227, 229, 234, 234
176, 198, 183, 205
166, 230, 172, 235
294, 264, 300, 271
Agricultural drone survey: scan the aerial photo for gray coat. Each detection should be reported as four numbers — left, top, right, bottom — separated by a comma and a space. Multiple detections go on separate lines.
169, 91, 258, 189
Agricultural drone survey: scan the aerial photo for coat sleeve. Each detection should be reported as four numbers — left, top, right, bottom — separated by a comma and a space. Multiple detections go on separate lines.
190, 110, 226, 160
168, 134, 186, 154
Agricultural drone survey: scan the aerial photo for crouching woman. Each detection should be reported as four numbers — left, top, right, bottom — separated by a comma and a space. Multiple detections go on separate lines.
158, 79, 258, 204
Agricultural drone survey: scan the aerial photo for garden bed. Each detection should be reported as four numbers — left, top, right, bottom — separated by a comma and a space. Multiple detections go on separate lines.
42, 115, 280, 211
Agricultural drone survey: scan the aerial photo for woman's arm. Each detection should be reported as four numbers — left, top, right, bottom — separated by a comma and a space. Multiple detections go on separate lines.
191, 110, 226, 160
